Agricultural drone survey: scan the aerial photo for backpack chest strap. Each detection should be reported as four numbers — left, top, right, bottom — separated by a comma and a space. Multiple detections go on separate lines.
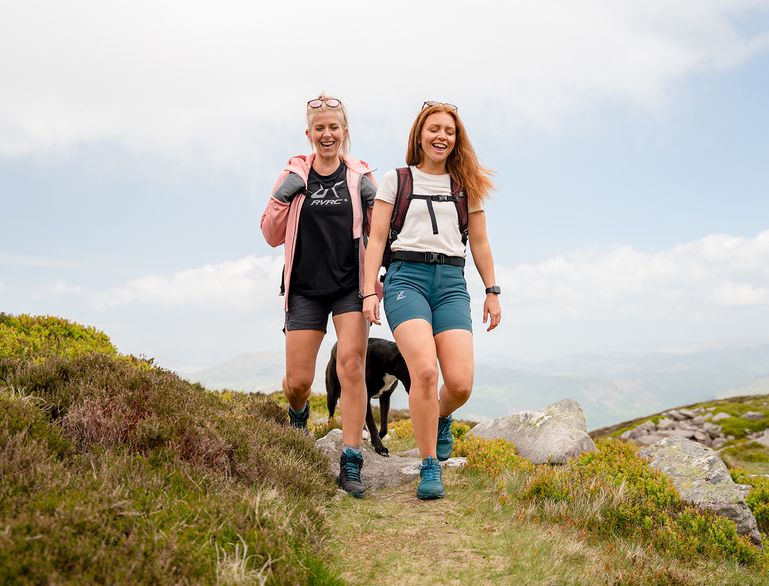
408, 194, 459, 235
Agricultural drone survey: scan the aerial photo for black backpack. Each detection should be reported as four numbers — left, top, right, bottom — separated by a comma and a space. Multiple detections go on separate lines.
381, 167, 468, 271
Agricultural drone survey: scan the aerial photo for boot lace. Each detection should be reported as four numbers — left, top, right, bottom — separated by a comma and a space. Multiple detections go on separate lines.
342, 455, 362, 482
421, 461, 441, 481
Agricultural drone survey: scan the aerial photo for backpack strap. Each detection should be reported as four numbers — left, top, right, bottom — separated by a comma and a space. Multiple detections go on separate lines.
390, 167, 413, 243
450, 177, 469, 245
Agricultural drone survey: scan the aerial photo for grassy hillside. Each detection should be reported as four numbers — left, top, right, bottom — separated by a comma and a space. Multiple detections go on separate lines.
0, 314, 340, 584
3, 313, 769, 584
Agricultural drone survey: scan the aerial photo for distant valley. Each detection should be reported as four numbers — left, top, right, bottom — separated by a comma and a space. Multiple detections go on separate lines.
180, 344, 769, 430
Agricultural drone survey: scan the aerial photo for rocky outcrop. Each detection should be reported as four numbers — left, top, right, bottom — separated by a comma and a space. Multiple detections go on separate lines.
639, 437, 761, 546
468, 399, 597, 464
315, 429, 466, 491
620, 407, 734, 449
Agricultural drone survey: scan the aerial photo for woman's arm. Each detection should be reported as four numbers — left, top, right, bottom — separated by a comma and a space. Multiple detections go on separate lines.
468, 210, 502, 331
260, 172, 305, 247
362, 200, 394, 325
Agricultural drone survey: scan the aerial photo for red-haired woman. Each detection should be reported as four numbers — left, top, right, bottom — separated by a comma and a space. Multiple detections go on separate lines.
261, 95, 378, 497
362, 102, 501, 499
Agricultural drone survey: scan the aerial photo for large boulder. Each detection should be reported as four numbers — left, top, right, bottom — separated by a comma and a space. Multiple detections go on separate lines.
315, 429, 465, 490
639, 437, 761, 546
467, 399, 597, 464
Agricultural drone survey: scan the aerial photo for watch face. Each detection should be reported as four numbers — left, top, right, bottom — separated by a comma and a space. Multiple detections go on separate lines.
486, 286, 501, 295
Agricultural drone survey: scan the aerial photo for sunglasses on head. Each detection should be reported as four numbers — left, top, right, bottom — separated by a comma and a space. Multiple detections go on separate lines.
307, 97, 342, 109
422, 101, 458, 112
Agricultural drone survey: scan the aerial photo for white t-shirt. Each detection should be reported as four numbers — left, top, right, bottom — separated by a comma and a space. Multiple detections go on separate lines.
375, 166, 483, 258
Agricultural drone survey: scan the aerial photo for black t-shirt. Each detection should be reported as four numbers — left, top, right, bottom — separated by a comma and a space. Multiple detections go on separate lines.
291, 162, 358, 296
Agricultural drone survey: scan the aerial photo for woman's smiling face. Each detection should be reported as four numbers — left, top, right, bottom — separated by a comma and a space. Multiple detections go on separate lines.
419, 111, 456, 170
306, 110, 347, 158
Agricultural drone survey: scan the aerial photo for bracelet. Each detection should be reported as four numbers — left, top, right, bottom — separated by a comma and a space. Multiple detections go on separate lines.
361, 293, 377, 300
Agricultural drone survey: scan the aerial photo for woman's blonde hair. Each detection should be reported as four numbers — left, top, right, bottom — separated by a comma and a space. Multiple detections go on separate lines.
306, 93, 350, 155
406, 103, 493, 207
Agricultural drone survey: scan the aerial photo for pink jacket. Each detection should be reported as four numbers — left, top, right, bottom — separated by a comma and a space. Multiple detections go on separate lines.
260, 153, 382, 310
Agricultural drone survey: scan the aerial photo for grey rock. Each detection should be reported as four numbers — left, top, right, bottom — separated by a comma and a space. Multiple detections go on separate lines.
468, 401, 597, 464
635, 433, 667, 446
703, 422, 722, 435
753, 430, 769, 448
692, 416, 706, 425
543, 398, 588, 432
713, 438, 727, 449
704, 413, 713, 420
620, 423, 649, 441
639, 437, 761, 545
736, 484, 752, 500
694, 431, 709, 443
679, 408, 697, 419
666, 409, 686, 421
712, 412, 731, 422
657, 429, 696, 439
745, 411, 765, 420
706, 407, 716, 412
316, 429, 422, 490
656, 418, 676, 430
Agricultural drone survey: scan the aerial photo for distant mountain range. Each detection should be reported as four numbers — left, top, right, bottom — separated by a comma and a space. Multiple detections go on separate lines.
179, 344, 769, 430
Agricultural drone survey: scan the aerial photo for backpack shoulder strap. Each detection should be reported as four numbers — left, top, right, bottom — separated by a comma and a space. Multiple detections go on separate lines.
450, 176, 469, 244
390, 167, 413, 241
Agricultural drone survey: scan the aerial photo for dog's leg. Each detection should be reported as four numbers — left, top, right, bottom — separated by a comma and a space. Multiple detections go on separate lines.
366, 401, 388, 457
378, 390, 392, 439
325, 345, 340, 421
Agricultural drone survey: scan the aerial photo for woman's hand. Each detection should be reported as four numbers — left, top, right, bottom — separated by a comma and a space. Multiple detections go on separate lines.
483, 293, 501, 331
363, 295, 381, 326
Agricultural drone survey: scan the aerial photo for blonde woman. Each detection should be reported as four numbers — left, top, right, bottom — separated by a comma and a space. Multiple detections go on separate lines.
362, 102, 501, 499
261, 95, 378, 497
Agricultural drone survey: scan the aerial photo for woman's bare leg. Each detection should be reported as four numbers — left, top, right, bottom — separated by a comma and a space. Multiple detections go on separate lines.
393, 319, 439, 459
283, 329, 325, 411
332, 312, 369, 448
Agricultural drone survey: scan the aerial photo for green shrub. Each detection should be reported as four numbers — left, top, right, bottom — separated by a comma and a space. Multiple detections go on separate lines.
0, 313, 117, 360
505, 439, 763, 567
731, 470, 769, 534
454, 435, 532, 478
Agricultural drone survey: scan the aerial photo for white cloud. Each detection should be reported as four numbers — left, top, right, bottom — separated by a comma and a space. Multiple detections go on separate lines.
47, 228, 769, 363
57, 255, 285, 310
1, 1, 767, 165
713, 282, 769, 306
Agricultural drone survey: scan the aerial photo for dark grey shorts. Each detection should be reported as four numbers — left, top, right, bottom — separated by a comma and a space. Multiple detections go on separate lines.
284, 288, 363, 332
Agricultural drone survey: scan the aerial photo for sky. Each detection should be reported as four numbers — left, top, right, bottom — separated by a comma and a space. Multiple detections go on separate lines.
2, 1, 769, 375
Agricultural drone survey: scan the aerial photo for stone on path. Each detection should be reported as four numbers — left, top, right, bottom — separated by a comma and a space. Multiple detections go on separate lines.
468, 399, 596, 464
639, 436, 761, 546
315, 429, 465, 491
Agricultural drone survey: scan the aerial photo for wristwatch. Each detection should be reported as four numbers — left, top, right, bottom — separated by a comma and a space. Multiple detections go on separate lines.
485, 285, 501, 295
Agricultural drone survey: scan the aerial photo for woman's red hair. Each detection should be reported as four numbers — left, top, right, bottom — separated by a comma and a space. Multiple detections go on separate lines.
405, 104, 493, 208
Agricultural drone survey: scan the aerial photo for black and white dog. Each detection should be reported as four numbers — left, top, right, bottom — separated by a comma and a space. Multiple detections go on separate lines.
325, 337, 411, 457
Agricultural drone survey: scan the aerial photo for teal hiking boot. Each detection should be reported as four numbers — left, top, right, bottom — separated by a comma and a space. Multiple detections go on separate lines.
417, 456, 445, 500
437, 415, 453, 461
338, 449, 365, 498
288, 402, 310, 431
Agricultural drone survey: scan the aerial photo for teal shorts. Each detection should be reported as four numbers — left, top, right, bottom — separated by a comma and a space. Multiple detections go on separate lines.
383, 260, 472, 335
